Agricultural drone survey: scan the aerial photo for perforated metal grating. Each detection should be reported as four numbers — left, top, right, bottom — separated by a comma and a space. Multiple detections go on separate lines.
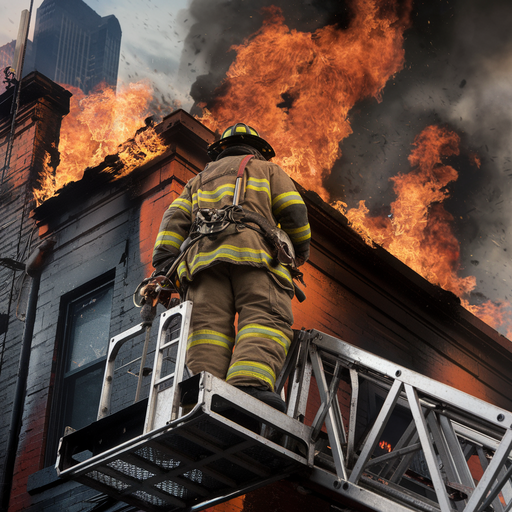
70, 409, 305, 512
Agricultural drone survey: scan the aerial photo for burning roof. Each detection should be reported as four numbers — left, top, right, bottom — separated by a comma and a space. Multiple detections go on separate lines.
22, 0, 512, 339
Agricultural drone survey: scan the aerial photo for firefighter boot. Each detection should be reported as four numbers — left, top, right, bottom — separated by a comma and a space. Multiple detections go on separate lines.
235, 385, 286, 413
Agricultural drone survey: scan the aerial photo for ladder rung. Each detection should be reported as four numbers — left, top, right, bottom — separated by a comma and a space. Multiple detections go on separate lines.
153, 373, 174, 387
160, 339, 179, 351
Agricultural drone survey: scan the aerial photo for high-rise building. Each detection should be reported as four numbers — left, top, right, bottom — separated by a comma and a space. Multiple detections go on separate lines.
31, 0, 121, 93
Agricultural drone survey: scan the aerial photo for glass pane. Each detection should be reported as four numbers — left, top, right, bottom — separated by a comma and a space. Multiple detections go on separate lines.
63, 364, 104, 430
66, 285, 113, 372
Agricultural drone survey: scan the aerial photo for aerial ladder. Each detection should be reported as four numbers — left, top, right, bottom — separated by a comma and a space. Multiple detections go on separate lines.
57, 300, 512, 512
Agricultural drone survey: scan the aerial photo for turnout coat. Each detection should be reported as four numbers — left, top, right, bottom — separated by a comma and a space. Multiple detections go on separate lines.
152, 152, 311, 295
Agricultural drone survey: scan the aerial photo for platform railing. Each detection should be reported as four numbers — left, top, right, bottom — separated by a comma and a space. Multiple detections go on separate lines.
59, 313, 512, 512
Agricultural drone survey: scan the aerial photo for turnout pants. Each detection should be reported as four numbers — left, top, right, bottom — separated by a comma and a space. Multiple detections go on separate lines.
185, 262, 294, 391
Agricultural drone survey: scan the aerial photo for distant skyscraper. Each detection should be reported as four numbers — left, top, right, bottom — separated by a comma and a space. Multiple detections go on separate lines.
32, 0, 121, 93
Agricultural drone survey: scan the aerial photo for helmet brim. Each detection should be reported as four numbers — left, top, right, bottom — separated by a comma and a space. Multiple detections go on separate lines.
207, 133, 275, 161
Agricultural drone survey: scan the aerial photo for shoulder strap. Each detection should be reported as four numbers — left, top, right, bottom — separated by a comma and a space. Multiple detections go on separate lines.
233, 155, 254, 206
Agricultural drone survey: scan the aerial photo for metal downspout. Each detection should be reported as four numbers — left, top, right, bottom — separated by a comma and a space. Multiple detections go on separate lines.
0, 238, 55, 512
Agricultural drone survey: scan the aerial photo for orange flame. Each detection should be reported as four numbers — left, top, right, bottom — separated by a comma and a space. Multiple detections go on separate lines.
462, 299, 512, 339
33, 150, 57, 206
198, 0, 412, 199
34, 81, 169, 204
379, 441, 392, 452
345, 126, 475, 296
342, 125, 511, 337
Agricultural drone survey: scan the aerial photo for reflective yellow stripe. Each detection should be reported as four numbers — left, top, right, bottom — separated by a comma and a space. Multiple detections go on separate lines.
273, 198, 305, 215
155, 230, 184, 250
286, 224, 310, 235
156, 231, 184, 242
226, 360, 276, 389
169, 197, 192, 214
285, 223, 311, 243
177, 245, 292, 285
246, 177, 271, 201
272, 191, 305, 215
236, 323, 291, 352
187, 329, 234, 351
193, 184, 235, 205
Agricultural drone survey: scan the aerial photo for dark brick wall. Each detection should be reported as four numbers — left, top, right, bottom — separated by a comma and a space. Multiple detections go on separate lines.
8, 112, 210, 511
0, 73, 70, 510
3, 86, 512, 512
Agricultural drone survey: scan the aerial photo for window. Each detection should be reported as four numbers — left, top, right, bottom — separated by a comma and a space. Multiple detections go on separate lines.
46, 275, 114, 464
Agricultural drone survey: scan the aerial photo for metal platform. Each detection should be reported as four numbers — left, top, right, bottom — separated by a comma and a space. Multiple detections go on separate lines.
57, 372, 311, 512
287, 330, 512, 512
57, 302, 512, 512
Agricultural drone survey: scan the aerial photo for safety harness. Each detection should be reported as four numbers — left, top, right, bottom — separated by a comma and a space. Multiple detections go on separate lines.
136, 155, 306, 309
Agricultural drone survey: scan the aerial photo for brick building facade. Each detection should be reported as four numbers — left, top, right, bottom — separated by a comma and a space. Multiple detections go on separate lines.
1, 72, 512, 511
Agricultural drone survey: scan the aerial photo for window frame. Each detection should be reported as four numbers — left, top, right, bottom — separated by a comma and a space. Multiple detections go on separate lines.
45, 270, 115, 466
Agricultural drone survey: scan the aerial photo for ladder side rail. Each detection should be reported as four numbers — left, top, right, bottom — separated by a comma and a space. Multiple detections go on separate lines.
284, 331, 313, 422
143, 301, 193, 433
275, 329, 305, 397
309, 344, 349, 481
97, 323, 147, 420
282, 342, 313, 454
171, 300, 193, 421
311, 330, 512, 433
404, 384, 454, 512
426, 411, 471, 510
143, 310, 169, 433
346, 368, 359, 467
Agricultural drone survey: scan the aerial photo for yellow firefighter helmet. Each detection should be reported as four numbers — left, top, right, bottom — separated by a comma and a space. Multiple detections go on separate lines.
207, 123, 275, 160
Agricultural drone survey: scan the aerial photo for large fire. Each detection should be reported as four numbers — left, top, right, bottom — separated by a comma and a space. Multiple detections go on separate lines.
30, 0, 511, 337
195, 0, 511, 337
340, 125, 512, 337
33, 81, 168, 205
199, 0, 412, 199
343, 125, 475, 297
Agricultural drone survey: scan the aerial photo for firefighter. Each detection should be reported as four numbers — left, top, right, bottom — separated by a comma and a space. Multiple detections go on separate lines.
152, 123, 310, 412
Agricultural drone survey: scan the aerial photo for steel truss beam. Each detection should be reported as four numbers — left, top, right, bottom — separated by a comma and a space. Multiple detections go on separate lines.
296, 330, 512, 512
58, 316, 512, 512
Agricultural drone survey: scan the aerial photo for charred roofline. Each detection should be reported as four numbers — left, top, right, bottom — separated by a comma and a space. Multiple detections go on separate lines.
32, 108, 214, 220
31, 107, 512, 405
299, 182, 512, 383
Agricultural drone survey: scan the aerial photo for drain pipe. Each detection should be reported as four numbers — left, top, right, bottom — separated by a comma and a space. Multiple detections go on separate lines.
0, 238, 55, 512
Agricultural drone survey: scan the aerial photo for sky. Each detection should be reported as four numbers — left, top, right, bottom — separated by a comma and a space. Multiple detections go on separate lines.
0, 0, 195, 108
2, 0, 512, 332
